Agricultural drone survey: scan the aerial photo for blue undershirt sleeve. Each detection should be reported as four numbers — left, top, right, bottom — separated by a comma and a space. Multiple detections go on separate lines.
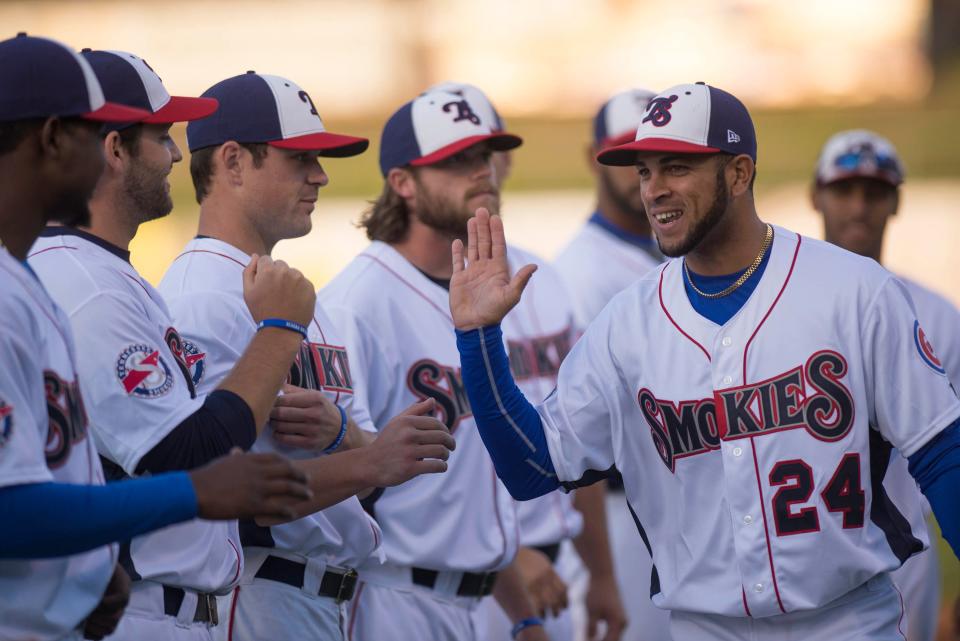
456, 325, 559, 500
908, 418, 960, 559
136, 389, 255, 475
0, 472, 198, 559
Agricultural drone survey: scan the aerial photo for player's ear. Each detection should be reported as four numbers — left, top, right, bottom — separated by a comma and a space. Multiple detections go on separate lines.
388, 167, 416, 200
37, 116, 64, 161
102, 131, 125, 172
218, 141, 244, 187
727, 154, 754, 198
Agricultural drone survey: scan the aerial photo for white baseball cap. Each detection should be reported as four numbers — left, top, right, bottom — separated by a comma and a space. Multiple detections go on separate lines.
593, 88, 658, 148
427, 81, 505, 132
815, 129, 904, 187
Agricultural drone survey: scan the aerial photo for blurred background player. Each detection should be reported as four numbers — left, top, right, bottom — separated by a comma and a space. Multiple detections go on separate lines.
159, 71, 454, 641
553, 88, 670, 641
812, 129, 960, 641
0, 33, 311, 641
28, 51, 327, 641
319, 90, 554, 641
428, 81, 626, 641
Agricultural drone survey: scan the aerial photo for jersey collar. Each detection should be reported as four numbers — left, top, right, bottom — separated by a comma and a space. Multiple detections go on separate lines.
588, 211, 661, 256
40, 226, 131, 263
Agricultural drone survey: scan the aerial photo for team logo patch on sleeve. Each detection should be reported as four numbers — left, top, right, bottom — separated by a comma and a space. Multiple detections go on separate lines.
0, 400, 12, 449
116, 344, 174, 397
914, 320, 946, 375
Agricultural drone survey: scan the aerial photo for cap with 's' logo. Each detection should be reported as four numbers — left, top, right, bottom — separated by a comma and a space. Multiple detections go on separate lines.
593, 88, 658, 149
0, 33, 149, 123
186, 71, 368, 156
378, 91, 522, 176
597, 82, 756, 166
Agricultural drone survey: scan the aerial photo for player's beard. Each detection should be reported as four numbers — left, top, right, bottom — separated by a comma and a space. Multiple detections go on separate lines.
415, 179, 500, 240
656, 167, 730, 258
124, 158, 174, 225
600, 169, 645, 220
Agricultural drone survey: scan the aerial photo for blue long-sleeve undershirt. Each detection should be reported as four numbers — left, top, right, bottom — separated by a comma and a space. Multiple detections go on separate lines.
0, 472, 197, 559
908, 420, 960, 559
457, 325, 559, 500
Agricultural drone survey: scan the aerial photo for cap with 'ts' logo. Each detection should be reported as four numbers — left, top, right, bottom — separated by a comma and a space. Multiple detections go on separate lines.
80, 49, 219, 126
186, 71, 368, 156
0, 33, 149, 123
378, 91, 522, 177
593, 88, 658, 149
426, 81, 506, 132
597, 82, 756, 165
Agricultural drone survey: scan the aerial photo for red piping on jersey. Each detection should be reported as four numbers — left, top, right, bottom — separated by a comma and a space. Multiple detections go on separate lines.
27, 244, 78, 257
658, 265, 711, 362
120, 271, 151, 297
174, 248, 246, 268
347, 582, 366, 640
357, 254, 452, 324
227, 537, 242, 585
227, 586, 240, 641
741, 587, 752, 617
892, 580, 907, 641
750, 442, 786, 613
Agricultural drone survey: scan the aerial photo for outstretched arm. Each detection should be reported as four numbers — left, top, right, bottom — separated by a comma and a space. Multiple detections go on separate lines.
908, 418, 960, 559
452, 209, 559, 500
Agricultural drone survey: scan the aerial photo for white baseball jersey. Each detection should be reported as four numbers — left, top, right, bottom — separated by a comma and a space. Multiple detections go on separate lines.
537, 227, 960, 618
29, 229, 242, 593
320, 241, 523, 572
554, 215, 662, 327
502, 246, 583, 548
158, 237, 382, 567
0, 246, 116, 641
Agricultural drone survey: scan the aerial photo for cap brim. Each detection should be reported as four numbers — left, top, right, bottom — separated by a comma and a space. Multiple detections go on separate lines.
595, 131, 637, 151
410, 133, 523, 167
143, 96, 219, 124
818, 169, 903, 187
270, 131, 370, 157
81, 101, 151, 123
597, 138, 721, 166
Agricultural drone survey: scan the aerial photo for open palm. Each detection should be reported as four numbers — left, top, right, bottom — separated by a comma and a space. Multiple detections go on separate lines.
450, 208, 537, 331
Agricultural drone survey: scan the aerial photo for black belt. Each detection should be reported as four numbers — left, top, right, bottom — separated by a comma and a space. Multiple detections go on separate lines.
533, 543, 561, 564
254, 555, 359, 602
411, 567, 499, 597
162, 585, 218, 625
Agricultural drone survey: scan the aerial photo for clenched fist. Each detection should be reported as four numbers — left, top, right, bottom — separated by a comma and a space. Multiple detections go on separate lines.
242, 254, 316, 327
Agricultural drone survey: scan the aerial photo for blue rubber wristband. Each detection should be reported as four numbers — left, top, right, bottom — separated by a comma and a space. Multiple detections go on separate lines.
257, 318, 308, 340
511, 617, 543, 639
323, 404, 348, 454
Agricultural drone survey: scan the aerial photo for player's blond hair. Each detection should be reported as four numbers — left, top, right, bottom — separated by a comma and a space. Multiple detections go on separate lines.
359, 180, 411, 243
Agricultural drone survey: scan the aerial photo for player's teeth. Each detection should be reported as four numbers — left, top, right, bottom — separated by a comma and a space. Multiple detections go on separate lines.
655, 211, 681, 223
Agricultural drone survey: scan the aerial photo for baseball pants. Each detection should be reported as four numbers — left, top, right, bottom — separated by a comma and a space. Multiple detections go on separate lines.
890, 544, 940, 641
668, 573, 908, 641
103, 581, 215, 641
606, 491, 673, 641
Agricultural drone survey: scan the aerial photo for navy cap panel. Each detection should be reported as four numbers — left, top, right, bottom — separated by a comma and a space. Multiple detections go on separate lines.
592, 101, 610, 146
0, 37, 90, 121
186, 73, 282, 151
378, 101, 420, 176
82, 51, 151, 111
705, 86, 757, 161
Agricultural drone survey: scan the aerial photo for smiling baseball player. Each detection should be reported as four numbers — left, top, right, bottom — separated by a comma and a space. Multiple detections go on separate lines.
812, 129, 960, 640
451, 83, 960, 639
0, 34, 312, 641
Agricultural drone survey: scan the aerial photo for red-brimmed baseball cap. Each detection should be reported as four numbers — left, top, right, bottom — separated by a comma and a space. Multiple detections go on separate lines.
186, 72, 368, 157
597, 82, 757, 166
815, 130, 904, 187
80, 49, 218, 126
378, 91, 522, 176
592, 88, 658, 149
0, 33, 149, 124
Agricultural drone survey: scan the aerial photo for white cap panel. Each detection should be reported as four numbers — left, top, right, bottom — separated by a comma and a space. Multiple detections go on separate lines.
411, 91, 492, 156
635, 83, 710, 146
261, 74, 327, 138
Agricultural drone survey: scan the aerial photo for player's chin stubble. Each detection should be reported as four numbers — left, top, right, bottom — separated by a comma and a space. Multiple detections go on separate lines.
656, 168, 730, 258
125, 164, 174, 225
416, 186, 500, 240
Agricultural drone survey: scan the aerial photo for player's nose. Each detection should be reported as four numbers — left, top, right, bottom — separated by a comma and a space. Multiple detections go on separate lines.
642, 168, 670, 202
308, 162, 329, 187
169, 139, 183, 164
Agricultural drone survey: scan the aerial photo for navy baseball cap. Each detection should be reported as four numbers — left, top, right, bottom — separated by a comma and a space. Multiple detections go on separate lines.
427, 81, 506, 132
186, 72, 368, 156
593, 88, 657, 148
379, 91, 522, 177
0, 33, 149, 123
815, 129, 904, 187
80, 49, 218, 125
597, 82, 757, 166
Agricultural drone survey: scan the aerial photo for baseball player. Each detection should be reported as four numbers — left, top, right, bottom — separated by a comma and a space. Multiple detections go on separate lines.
426, 81, 626, 641
27, 52, 335, 641
812, 129, 960, 640
553, 88, 670, 641
319, 91, 568, 641
450, 83, 960, 639
0, 33, 311, 641
157, 71, 455, 641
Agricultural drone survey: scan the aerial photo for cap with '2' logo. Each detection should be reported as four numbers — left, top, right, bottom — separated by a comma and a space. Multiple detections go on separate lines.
597, 82, 756, 166
378, 91, 523, 177
186, 71, 368, 156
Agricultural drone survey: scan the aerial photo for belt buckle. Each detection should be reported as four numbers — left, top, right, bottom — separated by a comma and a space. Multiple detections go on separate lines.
335, 568, 358, 603
198, 593, 218, 626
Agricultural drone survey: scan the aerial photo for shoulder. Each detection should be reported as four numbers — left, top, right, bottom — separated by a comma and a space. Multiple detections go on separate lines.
791, 232, 891, 287
897, 275, 960, 321
319, 243, 397, 308
159, 242, 246, 299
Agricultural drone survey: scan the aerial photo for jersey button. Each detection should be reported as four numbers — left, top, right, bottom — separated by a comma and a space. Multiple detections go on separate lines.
754, 583, 764, 593
743, 515, 753, 524
721, 336, 733, 347
721, 375, 732, 385
732, 446, 743, 457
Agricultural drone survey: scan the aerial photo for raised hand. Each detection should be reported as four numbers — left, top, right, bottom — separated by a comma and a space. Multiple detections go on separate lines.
366, 398, 456, 487
450, 208, 537, 331
189, 450, 313, 522
242, 254, 316, 326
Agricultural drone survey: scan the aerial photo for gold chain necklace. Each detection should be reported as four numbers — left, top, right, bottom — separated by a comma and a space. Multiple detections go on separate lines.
683, 224, 773, 299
